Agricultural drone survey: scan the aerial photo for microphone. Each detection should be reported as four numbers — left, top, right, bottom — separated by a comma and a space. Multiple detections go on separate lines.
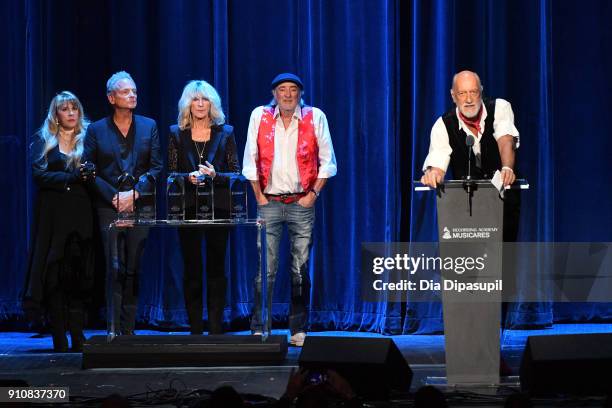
465, 135, 475, 181
464, 134, 475, 216
465, 134, 475, 147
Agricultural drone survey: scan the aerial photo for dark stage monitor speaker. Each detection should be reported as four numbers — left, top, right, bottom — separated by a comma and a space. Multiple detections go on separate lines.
298, 336, 412, 398
520, 333, 612, 396
82, 334, 288, 369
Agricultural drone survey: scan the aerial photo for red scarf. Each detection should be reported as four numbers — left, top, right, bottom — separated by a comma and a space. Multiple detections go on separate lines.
458, 105, 483, 134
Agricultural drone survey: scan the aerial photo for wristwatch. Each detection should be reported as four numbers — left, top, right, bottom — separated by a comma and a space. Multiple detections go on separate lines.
311, 189, 320, 198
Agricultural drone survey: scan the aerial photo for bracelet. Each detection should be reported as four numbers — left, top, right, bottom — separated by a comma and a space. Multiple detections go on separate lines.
310, 189, 320, 198
501, 166, 513, 173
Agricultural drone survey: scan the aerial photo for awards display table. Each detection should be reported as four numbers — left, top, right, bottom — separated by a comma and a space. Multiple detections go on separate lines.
103, 219, 268, 341
81, 176, 290, 369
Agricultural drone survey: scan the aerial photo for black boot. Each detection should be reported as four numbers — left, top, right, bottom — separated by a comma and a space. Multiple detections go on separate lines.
70, 332, 85, 352
68, 308, 85, 352
47, 290, 68, 352
186, 304, 203, 335
51, 331, 69, 352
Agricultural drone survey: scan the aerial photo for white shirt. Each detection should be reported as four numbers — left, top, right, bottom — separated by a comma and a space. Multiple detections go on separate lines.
422, 98, 520, 172
242, 105, 337, 194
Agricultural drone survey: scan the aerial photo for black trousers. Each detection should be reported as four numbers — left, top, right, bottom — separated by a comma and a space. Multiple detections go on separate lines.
97, 208, 149, 334
178, 225, 229, 334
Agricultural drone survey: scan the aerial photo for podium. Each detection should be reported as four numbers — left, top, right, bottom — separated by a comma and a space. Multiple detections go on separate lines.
415, 179, 528, 386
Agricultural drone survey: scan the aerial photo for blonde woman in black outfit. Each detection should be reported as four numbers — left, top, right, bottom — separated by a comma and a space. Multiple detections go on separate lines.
23, 91, 95, 352
168, 80, 240, 334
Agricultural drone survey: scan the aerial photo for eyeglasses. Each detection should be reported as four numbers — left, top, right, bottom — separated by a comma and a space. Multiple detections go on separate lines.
454, 90, 481, 99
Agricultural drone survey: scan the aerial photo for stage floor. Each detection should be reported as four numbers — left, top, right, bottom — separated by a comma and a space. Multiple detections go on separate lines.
0, 323, 610, 406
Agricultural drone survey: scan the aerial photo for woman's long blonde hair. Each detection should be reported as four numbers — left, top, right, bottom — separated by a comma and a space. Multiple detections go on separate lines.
39, 91, 89, 168
177, 80, 225, 130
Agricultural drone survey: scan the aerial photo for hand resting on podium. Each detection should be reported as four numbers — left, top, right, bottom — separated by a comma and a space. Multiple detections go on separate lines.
420, 166, 445, 188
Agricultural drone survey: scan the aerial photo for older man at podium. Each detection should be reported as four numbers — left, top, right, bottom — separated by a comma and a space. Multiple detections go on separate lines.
421, 70, 518, 186
418, 71, 523, 386
420, 70, 520, 241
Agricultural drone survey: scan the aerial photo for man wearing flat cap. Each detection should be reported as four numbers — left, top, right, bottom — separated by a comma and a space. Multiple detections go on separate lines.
243, 73, 337, 346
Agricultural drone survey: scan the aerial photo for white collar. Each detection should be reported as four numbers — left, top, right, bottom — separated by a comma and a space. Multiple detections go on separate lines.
273, 105, 303, 121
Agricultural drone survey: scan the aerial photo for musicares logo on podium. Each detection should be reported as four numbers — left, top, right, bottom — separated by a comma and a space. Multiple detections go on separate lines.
442, 226, 498, 239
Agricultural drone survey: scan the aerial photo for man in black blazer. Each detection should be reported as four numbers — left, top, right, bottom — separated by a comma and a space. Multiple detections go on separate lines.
84, 71, 162, 335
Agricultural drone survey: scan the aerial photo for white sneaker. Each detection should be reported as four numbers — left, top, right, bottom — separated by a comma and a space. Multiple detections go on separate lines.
252, 331, 263, 336
289, 332, 306, 347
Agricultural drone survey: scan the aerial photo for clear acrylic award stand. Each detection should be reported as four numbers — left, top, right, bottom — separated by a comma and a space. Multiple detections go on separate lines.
167, 173, 185, 222
136, 173, 156, 223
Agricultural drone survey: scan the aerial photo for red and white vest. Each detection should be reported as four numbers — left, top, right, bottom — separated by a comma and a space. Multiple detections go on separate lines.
256, 105, 319, 192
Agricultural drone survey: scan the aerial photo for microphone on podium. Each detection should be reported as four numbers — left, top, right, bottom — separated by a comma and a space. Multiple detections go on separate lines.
465, 134, 475, 146
465, 134, 475, 182
464, 135, 475, 216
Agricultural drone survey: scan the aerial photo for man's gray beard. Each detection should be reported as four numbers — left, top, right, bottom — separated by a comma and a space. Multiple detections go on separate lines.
461, 102, 482, 118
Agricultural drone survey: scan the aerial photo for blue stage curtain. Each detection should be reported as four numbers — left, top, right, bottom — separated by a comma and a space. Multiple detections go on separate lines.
403, 0, 559, 330
0, 0, 610, 331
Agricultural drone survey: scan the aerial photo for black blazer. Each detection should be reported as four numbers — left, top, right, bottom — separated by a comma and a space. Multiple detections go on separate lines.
23, 134, 94, 313
84, 115, 163, 208
30, 135, 86, 193
168, 123, 241, 185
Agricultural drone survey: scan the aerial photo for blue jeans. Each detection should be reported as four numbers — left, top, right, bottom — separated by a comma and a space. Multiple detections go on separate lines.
251, 200, 315, 334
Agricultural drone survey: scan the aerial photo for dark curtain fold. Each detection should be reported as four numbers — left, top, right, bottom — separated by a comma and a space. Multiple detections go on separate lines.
1, 0, 610, 331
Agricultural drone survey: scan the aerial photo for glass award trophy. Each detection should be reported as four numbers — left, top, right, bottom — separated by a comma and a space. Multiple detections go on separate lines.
229, 174, 248, 221
136, 173, 156, 223
196, 175, 214, 220
167, 173, 185, 221
116, 173, 136, 222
